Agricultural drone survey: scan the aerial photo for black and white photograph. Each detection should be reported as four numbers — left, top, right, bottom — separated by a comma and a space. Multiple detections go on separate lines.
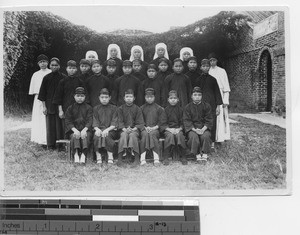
1, 5, 289, 195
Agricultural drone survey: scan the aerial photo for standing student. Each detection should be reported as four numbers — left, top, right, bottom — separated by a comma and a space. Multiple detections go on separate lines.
156, 58, 171, 84
164, 90, 188, 165
53, 60, 86, 134
112, 60, 143, 106
132, 59, 147, 82
29, 54, 52, 145
142, 64, 165, 106
129, 45, 149, 76
150, 43, 172, 72
78, 59, 91, 83
185, 56, 200, 88
194, 59, 223, 146
208, 53, 231, 142
65, 87, 93, 164
140, 88, 166, 166
116, 89, 144, 167
183, 87, 213, 163
85, 60, 111, 107
93, 88, 118, 165
38, 57, 66, 149
106, 59, 119, 92
164, 58, 192, 108
180, 47, 194, 74
103, 44, 123, 76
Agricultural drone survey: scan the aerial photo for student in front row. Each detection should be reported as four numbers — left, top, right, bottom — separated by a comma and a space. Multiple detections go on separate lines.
116, 89, 144, 167
164, 90, 188, 165
93, 88, 118, 165
65, 87, 93, 164
140, 88, 166, 166
183, 86, 213, 163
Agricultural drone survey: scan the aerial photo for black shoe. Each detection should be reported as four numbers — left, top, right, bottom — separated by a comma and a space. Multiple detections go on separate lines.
117, 160, 124, 167
163, 159, 170, 165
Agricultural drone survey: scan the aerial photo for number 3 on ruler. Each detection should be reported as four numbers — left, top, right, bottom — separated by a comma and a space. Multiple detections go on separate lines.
149, 224, 154, 231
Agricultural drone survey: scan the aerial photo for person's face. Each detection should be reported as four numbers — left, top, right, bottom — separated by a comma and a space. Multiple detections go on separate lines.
201, 64, 210, 74
132, 63, 142, 73
168, 96, 179, 106
87, 54, 96, 62
191, 92, 202, 103
147, 68, 157, 79
74, 94, 86, 104
188, 60, 197, 71
157, 47, 165, 57
80, 64, 90, 74
173, 61, 183, 74
145, 95, 155, 104
182, 51, 191, 61
107, 66, 116, 75
123, 66, 132, 75
92, 63, 102, 74
38, 60, 48, 70
210, 58, 217, 67
49, 60, 60, 72
110, 48, 118, 58
124, 94, 135, 104
133, 49, 141, 59
158, 62, 168, 72
99, 94, 110, 105
66, 66, 77, 76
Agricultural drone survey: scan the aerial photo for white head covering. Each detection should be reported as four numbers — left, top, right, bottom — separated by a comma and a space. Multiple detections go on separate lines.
153, 43, 169, 60
180, 47, 194, 61
129, 45, 144, 61
107, 44, 122, 60
85, 50, 98, 60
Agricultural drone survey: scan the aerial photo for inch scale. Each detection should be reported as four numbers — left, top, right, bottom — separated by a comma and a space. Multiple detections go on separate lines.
0, 199, 200, 235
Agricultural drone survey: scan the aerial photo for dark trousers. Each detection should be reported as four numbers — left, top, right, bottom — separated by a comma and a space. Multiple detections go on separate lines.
140, 130, 160, 154
118, 130, 140, 154
164, 131, 188, 160
70, 132, 91, 155
187, 130, 211, 155
211, 114, 217, 142
46, 113, 64, 147
93, 130, 119, 153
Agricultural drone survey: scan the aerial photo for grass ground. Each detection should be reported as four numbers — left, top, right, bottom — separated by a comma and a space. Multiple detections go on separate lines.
4, 115, 286, 191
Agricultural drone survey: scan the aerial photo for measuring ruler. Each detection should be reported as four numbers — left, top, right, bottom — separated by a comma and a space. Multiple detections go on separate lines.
0, 199, 200, 234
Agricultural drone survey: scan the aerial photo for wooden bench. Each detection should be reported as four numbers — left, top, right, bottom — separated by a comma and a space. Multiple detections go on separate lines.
56, 139, 72, 161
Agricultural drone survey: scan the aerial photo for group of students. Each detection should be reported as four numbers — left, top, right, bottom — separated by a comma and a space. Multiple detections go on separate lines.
29, 43, 231, 166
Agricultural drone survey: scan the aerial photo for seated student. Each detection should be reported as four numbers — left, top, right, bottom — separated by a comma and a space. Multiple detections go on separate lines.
116, 89, 144, 167
103, 44, 123, 76
106, 59, 119, 92
85, 59, 111, 107
183, 86, 213, 164
78, 59, 92, 82
142, 64, 165, 107
129, 45, 149, 76
185, 56, 200, 88
180, 47, 194, 74
132, 59, 147, 82
65, 87, 93, 164
53, 60, 86, 134
112, 60, 143, 106
93, 88, 118, 165
150, 43, 172, 72
156, 58, 172, 84
164, 58, 192, 108
140, 88, 166, 166
164, 90, 188, 165
38, 57, 66, 149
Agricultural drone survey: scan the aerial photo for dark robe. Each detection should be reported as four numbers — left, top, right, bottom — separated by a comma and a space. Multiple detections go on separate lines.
140, 61, 149, 76
183, 101, 213, 155
150, 57, 173, 72
112, 74, 143, 106
38, 71, 66, 146
164, 73, 192, 108
85, 73, 111, 107
64, 102, 93, 152
107, 73, 119, 95
142, 76, 166, 107
164, 103, 187, 155
103, 58, 123, 77
93, 104, 118, 152
116, 104, 144, 154
133, 71, 147, 82
140, 103, 167, 154
52, 75, 86, 112
182, 61, 189, 74
79, 72, 91, 85
185, 69, 201, 88
156, 70, 171, 84
194, 73, 223, 142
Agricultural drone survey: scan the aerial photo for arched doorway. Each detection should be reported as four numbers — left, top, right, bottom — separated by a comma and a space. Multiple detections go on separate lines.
258, 50, 272, 111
